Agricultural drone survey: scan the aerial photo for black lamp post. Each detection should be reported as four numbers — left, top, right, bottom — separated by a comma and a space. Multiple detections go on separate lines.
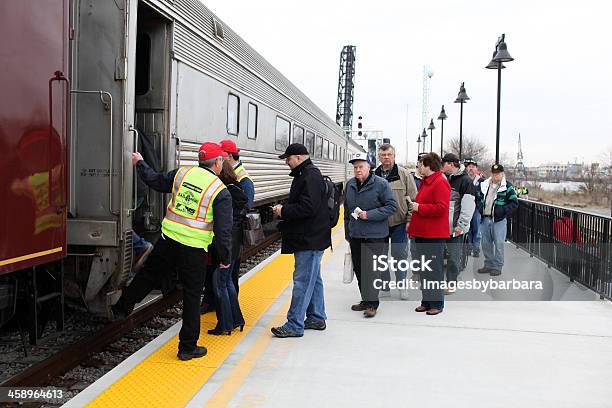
417, 134, 422, 154
454, 82, 470, 160
486, 33, 514, 164
421, 128, 428, 153
437, 105, 447, 156
428, 119, 435, 152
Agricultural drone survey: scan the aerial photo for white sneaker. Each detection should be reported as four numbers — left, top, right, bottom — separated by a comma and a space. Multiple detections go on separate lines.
399, 289, 409, 300
379, 290, 391, 298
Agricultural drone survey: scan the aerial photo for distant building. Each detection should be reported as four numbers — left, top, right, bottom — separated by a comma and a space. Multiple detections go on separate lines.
565, 163, 583, 178
537, 163, 568, 178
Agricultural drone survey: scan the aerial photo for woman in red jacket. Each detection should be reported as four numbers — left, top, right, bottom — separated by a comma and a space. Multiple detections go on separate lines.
407, 152, 451, 315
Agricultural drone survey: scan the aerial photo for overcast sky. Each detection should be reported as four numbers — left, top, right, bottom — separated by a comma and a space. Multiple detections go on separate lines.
204, 0, 611, 166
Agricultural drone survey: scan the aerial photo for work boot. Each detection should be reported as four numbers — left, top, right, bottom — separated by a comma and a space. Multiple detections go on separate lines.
489, 269, 502, 276
304, 320, 326, 330
477, 267, 491, 274
363, 307, 377, 318
177, 346, 207, 361
271, 326, 303, 338
351, 302, 368, 311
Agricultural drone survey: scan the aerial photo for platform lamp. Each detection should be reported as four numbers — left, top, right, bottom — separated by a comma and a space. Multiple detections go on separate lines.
454, 82, 470, 160
421, 128, 428, 154
437, 105, 447, 156
486, 33, 514, 164
427, 119, 435, 152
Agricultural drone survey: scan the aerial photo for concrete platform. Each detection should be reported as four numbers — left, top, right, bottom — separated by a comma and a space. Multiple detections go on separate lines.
193, 238, 612, 408
67, 230, 612, 407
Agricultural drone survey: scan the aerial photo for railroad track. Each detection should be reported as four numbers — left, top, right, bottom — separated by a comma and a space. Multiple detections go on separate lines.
1, 232, 281, 389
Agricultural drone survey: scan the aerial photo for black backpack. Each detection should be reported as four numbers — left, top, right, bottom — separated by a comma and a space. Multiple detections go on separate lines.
323, 175, 342, 229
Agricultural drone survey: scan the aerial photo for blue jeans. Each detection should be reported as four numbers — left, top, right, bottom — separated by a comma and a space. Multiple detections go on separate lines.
445, 234, 464, 283
414, 237, 445, 310
467, 211, 482, 253
481, 217, 507, 270
132, 231, 149, 253
283, 250, 326, 334
381, 222, 408, 288
212, 261, 245, 332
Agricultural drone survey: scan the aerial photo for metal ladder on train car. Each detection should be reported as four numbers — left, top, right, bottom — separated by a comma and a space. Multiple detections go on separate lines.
23, 263, 65, 345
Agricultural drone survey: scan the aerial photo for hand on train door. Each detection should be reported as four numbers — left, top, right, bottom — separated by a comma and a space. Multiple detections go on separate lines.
132, 152, 144, 166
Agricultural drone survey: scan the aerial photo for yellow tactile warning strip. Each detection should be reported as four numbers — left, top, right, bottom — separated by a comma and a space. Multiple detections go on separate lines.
87, 210, 344, 408
204, 236, 342, 408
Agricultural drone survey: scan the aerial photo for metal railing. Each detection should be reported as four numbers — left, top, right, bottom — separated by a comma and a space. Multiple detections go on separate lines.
507, 199, 612, 300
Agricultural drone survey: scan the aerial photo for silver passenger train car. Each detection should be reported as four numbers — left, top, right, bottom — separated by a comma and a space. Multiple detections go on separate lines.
67, 0, 363, 313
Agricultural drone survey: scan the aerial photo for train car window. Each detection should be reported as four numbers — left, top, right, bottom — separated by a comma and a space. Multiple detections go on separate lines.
330, 143, 336, 161
315, 136, 323, 158
247, 102, 258, 139
227, 94, 239, 135
135, 33, 151, 95
293, 125, 304, 145
275, 116, 290, 151
305, 130, 315, 154
323, 139, 329, 159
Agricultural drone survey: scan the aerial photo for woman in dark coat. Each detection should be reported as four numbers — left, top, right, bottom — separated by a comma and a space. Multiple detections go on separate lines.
209, 160, 247, 335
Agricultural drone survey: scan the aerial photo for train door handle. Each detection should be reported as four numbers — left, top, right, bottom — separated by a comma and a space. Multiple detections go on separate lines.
128, 125, 139, 214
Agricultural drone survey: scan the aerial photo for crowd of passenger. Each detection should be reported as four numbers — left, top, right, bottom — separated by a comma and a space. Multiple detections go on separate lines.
111, 138, 522, 356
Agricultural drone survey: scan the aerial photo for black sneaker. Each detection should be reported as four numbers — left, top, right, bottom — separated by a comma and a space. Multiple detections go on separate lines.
472, 250, 480, 258
271, 326, 303, 338
477, 267, 491, 274
304, 320, 326, 330
177, 346, 207, 361
489, 269, 502, 276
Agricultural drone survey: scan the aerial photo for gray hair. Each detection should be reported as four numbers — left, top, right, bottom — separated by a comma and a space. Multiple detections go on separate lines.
379, 143, 395, 152
199, 157, 220, 168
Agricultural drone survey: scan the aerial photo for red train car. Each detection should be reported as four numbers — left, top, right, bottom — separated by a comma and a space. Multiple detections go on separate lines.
0, 0, 70, 275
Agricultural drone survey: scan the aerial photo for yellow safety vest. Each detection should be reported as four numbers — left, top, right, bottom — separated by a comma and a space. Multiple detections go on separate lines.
233, 162, 251, 183
161, 166, 226, 249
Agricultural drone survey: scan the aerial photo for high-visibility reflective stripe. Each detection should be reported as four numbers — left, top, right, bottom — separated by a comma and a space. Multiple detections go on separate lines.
164, 210, 214, 231
170, 167, 190, 208
165, 167, 225, 231
234, 163, 251, 182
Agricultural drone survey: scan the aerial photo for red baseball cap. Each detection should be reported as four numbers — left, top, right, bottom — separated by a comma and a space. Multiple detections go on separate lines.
198, 142, 229, 161
219, 139, 240, 154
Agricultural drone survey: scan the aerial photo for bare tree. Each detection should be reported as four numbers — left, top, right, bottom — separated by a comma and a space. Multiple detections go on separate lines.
445, 136, 488, 164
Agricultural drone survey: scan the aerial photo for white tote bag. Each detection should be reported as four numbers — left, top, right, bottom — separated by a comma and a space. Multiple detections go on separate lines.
343, 251, 354, 284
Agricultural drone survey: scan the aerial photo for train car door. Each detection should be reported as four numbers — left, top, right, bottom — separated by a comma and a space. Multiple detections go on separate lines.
0, 0, 69, 274
133, 2, 172, 237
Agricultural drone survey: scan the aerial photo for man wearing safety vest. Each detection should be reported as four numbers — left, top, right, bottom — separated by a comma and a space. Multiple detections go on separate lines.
112, 142, 233, 361
220, 139, 255, 209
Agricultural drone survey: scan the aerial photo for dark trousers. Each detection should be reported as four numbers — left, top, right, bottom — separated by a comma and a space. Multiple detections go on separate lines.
349, 237, 386, 308
413, 237, 446, 310
446, 234, 465, 283
116, 235, 207, 352
212, 260, 245, 332
202, 255, 241, 309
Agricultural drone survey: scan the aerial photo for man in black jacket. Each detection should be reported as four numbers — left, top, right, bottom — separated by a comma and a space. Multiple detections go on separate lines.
441, 153, 476, 293
270, 143, 331, 338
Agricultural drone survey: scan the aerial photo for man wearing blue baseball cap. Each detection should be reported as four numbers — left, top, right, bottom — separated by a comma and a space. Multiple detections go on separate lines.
344, 152, 397, 318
